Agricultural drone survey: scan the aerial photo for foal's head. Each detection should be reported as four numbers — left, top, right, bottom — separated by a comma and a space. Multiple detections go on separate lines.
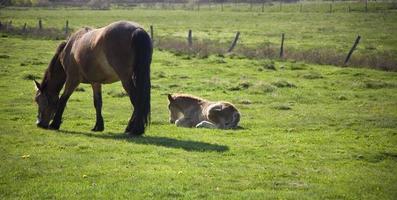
34, 80, 59, 128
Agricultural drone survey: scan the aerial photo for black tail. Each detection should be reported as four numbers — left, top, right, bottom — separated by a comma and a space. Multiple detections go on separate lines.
130, 28, 152, 135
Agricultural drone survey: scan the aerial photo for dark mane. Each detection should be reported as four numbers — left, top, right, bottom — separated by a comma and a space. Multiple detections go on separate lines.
41, 41, 67, 94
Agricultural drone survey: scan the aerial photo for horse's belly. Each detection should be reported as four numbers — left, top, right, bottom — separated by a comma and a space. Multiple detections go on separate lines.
83, 51, 120, 84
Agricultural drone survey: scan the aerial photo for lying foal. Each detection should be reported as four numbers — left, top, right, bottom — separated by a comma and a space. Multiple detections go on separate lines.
167, 94, 240, 129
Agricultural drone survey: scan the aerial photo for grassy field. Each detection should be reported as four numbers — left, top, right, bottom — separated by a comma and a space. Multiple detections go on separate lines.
1, 7, 397, 199
1, 7, 396, 58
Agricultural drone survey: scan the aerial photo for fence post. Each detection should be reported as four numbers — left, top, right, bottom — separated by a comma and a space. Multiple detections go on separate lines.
262, 1, 265, 12
329, 3, 332, 13
65, 20, 69, 34
38, 19, 42, 30
197, 0, 200, 11
150, 25, 154, 41
228, 31, 240, 53
250, 0, 253, 11
348, 5, 351, 12
23, 23, 27, 32
7, 20, 12, 31
365, 0, 368, 12
0, 21, 2, 30
344, 35, 361, 65
187, 29, 192, 47
280, 33, 285, 59
279, 0, 282, 11
300, 3, 302, 12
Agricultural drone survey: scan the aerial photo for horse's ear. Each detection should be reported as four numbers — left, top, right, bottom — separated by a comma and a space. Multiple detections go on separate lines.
167, 94, 174, 102
34, 80, 41, 91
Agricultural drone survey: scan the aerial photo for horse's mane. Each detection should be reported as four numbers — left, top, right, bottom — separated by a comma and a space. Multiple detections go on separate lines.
41, 41, 67, 91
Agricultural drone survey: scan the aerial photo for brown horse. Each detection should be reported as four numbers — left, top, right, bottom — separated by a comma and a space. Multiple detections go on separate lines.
34, 21, 152, 136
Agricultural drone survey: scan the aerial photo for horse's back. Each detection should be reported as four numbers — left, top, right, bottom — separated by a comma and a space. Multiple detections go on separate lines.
65, 21, 144, 84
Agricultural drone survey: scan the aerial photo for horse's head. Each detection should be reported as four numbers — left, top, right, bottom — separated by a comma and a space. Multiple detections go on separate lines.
167, 94, 180, 123
34, 80, 59, 129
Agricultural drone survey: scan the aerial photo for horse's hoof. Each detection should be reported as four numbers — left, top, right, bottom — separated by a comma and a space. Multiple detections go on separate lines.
91, 126, 104, 132
49, 123, 60, 130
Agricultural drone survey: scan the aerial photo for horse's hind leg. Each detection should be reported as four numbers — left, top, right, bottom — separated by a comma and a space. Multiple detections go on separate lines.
49, 78, 79, 130
91, 83, 104, 132
120, 79, 139, 135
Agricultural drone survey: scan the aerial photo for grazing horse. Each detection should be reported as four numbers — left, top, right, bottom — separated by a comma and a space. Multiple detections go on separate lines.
34, 21, 152, 136
167, 94, 240, 129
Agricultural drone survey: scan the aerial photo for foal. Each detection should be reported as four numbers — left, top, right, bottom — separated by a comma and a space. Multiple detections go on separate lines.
167, 94, 240, 129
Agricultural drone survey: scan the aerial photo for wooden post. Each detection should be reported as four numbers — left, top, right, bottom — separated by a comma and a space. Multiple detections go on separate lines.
329, 3, 332, 13
23, 23, 27, 32
150, 25, 154, 41
279, 0, 282, 12
262, 1, 265, 12
221, 1, 224, 11
365, 0, 368, 12
7, 20, 12, 31
300, 3, 302, 12
65, 20, 69, 34
348, 5, 351, 12
0, 21, 2, 30
250, 0, 253, 11
228, 31, 240, 53
344, 35, 361, 65
197, 0, 200, 11
38, 19, 42, 30
280, 33, 285, 59
188, 29, 192, 47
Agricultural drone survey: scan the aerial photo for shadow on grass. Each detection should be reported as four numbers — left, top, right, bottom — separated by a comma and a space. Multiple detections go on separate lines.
58, 130, 229, 152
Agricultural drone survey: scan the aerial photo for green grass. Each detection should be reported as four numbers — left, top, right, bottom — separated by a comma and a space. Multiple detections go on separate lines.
1, 7, 396, 59
1, 7, 397, 199
1, 35, 396, 199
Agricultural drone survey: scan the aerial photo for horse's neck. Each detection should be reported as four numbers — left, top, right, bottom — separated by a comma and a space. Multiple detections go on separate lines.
43, 61, 66, 96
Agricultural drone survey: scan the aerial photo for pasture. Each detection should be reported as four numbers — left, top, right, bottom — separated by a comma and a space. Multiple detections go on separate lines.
1, 6, 397, 199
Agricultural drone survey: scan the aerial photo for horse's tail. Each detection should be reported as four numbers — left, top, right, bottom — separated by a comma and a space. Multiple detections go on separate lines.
130, 27, 152, 135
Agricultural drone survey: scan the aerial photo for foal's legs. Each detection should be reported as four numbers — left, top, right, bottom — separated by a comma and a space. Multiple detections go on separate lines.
91, 83, 104, 132
49, 79, 79, 130
175, 117, 195, 128
196, 121, 217, 129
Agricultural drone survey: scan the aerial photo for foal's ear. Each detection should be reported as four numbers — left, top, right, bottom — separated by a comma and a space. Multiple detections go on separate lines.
33, 80, 41, 91
167, 94, 174, 102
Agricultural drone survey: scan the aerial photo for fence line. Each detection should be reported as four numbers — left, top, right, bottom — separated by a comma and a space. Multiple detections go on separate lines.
0, 20, 395, 71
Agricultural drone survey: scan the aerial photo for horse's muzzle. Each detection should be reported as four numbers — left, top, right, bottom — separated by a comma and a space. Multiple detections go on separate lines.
36, 119, 48, 129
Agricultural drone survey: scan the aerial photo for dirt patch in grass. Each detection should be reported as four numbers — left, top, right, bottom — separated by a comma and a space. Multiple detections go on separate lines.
301, 71, 323, 79
271, 80, 297, 88
107, 90, 128, 98
75, 87, 85, 92
0, 54, 10, 59
363, 80, 396, 89
22, 73, 40, 80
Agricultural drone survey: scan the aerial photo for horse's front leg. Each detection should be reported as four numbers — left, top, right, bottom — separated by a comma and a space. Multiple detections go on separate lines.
91, 83, 104, 132
175, 117, 195, 128
49, 79, 79, 130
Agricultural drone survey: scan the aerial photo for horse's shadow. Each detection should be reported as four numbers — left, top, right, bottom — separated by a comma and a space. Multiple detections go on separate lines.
58, 130, 229, 152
